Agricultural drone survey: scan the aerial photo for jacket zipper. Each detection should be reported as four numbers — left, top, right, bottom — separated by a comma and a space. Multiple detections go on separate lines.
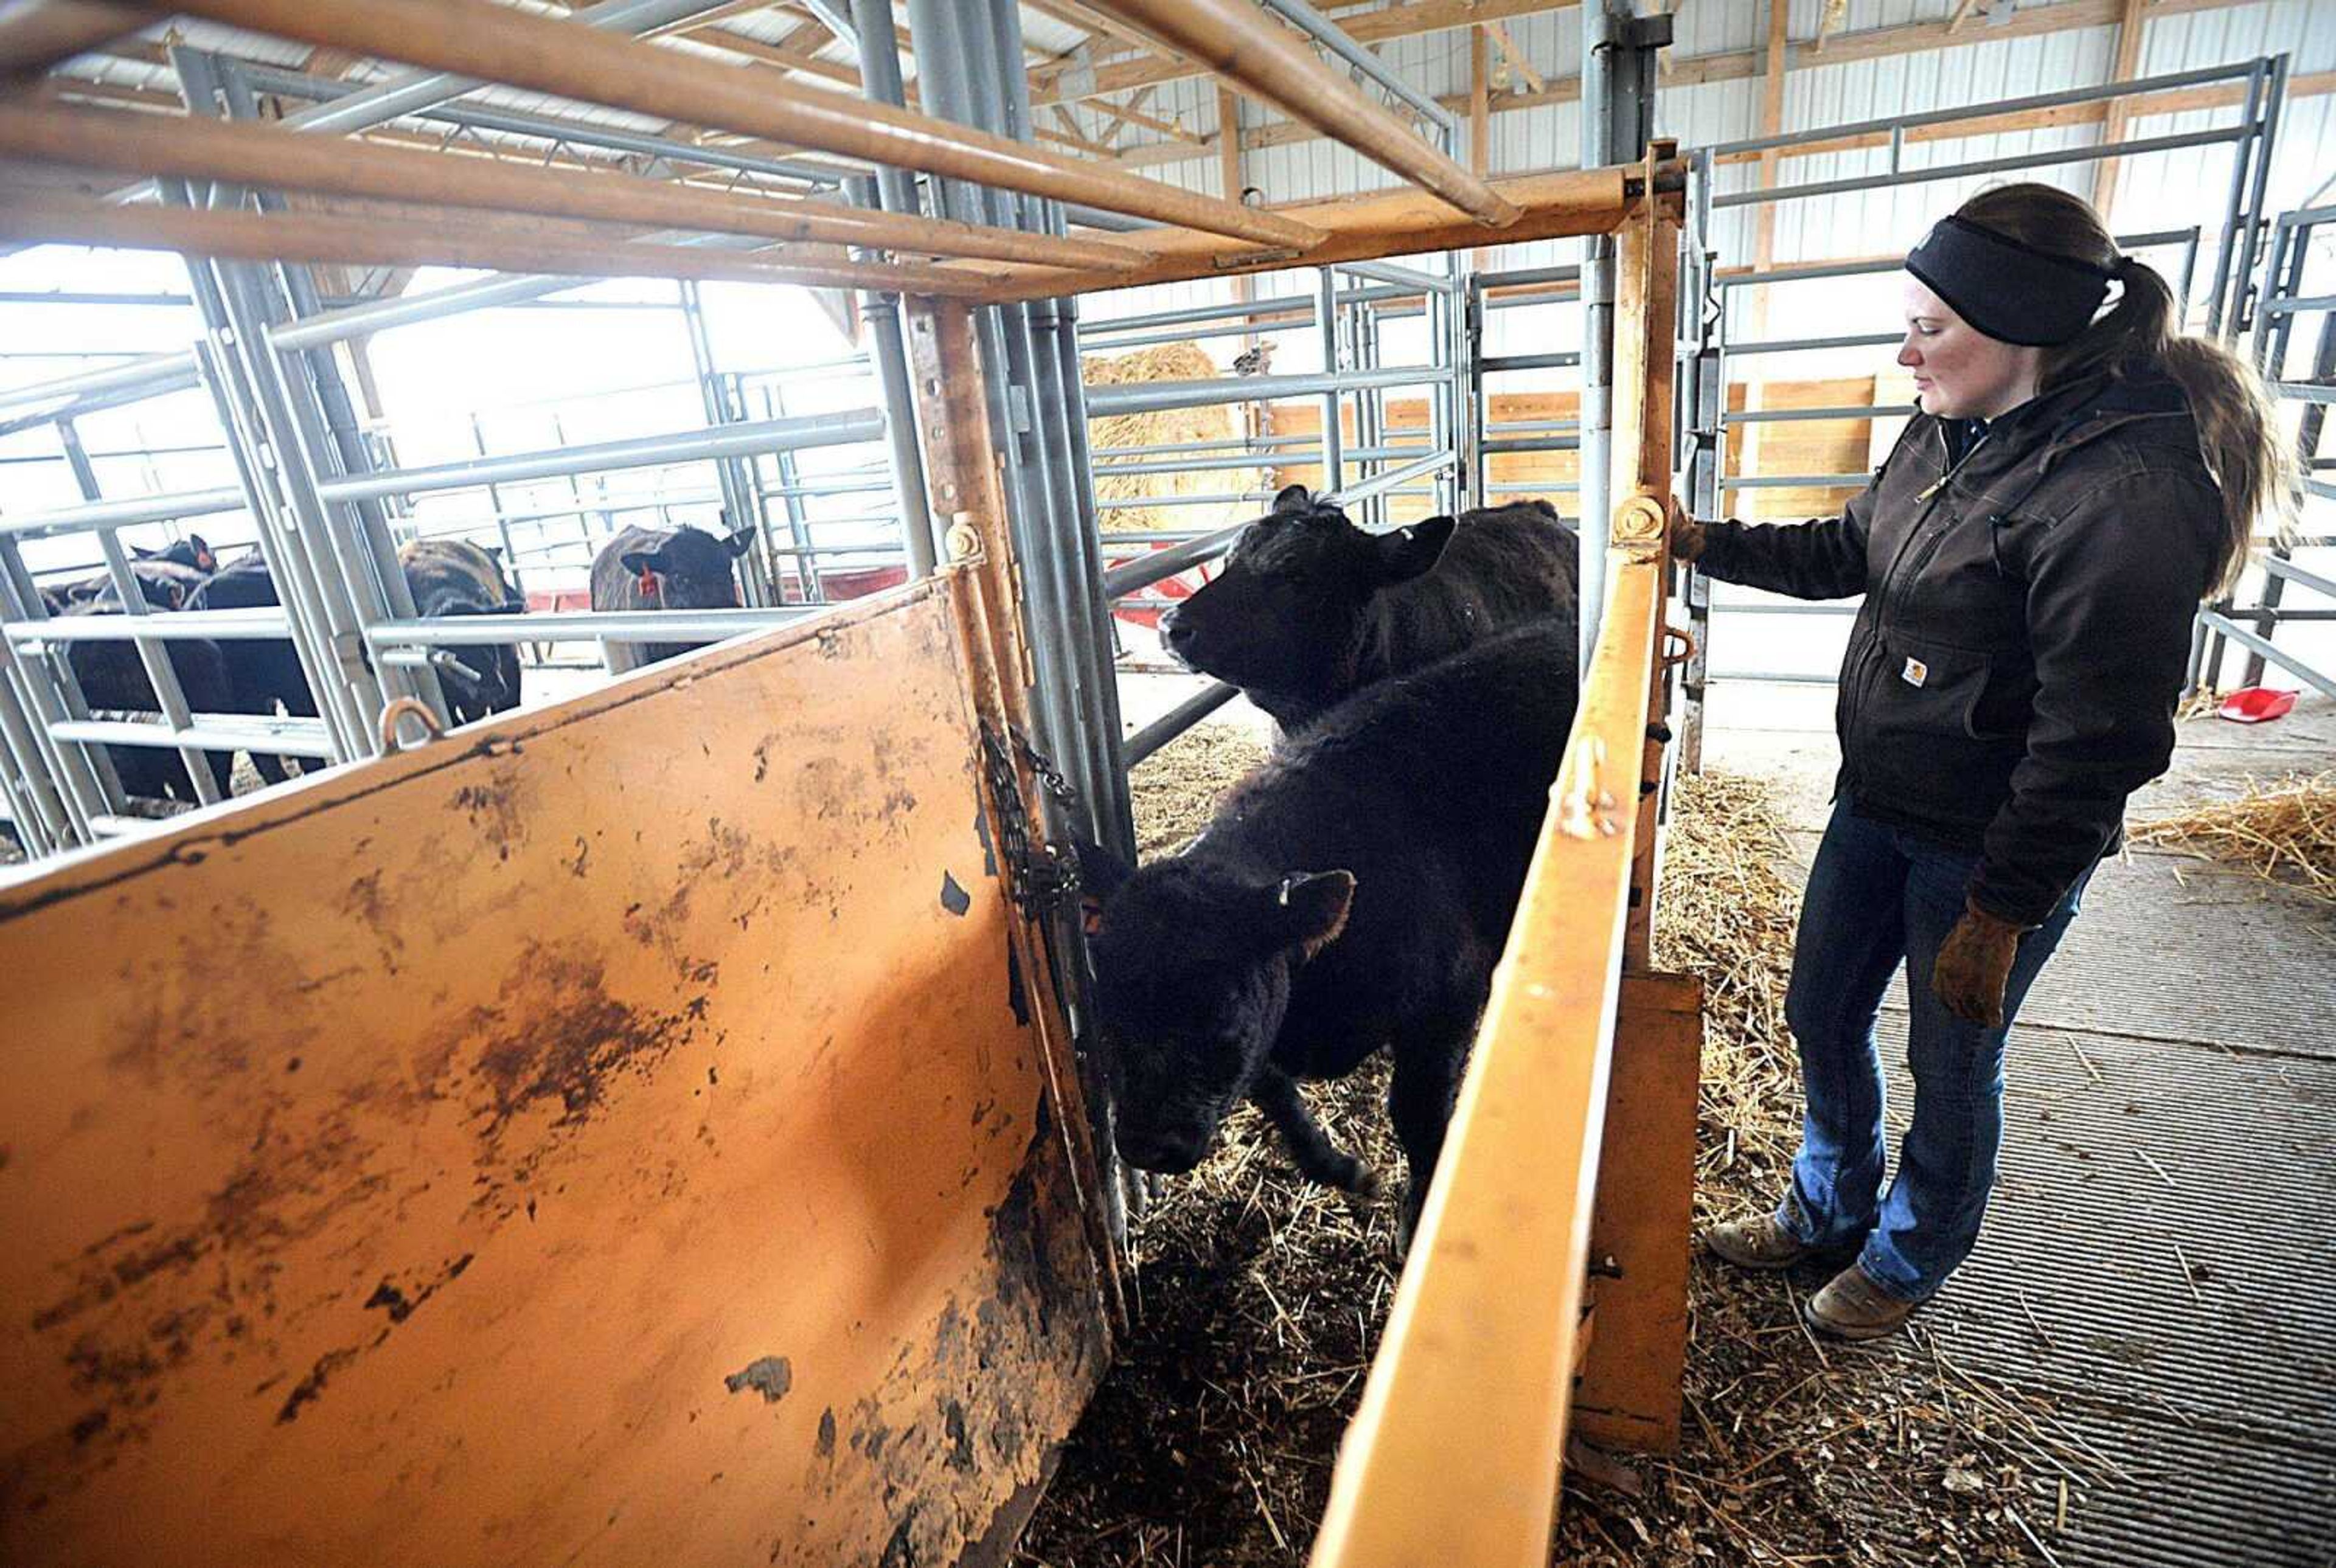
1844, 422, 1990, 782
1874, 422, 1993, 622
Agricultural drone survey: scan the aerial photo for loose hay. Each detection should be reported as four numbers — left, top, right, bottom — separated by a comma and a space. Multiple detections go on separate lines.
1020, 743, 2090, 1567
1085, 342, 1269, 537
2127, 770, 2336, 904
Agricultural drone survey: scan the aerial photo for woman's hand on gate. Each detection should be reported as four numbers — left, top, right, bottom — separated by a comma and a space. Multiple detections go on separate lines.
1667, 496, 1706, 562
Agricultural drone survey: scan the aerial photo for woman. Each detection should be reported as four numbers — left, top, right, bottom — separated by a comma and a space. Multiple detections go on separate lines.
1674, 183, 2293, 1341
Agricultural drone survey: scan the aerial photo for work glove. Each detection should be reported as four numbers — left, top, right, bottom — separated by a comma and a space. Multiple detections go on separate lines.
1931, 900, 2028, 1029
1666, 496, 1706, 562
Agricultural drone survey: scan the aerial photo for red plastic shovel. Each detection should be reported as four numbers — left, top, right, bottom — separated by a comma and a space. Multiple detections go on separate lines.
2217, 685, 2298, 724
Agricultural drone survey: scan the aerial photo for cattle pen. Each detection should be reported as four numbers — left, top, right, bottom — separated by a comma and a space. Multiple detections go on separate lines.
0, 5, 1693, 1561
2, 5, 2332, 1568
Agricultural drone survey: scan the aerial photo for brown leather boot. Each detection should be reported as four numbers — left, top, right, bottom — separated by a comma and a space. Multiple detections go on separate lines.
1805, 1262, 1920, 1341
1703, 1211, 1820, 1271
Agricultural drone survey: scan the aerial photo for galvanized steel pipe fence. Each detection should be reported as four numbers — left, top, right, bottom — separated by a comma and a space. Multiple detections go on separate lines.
2192, 200, 2336, 701
1674, 55, 2288, 769
0, 6, 934, 863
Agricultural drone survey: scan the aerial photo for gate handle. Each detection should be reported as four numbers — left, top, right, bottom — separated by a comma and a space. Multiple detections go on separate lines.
1660, 624, 1698, 670
378, 696, 447, 754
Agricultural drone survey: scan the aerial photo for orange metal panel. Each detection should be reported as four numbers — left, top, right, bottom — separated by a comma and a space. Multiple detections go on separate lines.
1308, 187, 1683, 1568
1573, 970, 1703, 1455
0, 583, 1110, 1567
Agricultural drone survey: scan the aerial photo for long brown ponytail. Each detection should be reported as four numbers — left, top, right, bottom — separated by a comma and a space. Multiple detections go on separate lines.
1954, 182, 2297, 597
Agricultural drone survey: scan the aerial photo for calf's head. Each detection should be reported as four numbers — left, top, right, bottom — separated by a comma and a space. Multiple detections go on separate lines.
1080, 844, 1354, 1176
1157, 485, 1456, 705
620, 525, 752, 609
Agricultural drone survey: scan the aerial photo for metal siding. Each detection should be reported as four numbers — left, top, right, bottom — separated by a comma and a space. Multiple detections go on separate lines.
1074, 0, 2334, 352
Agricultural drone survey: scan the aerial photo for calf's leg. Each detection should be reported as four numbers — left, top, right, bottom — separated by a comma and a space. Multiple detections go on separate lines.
1388, 1012, 1478, 1253
1251, 1066, 1373, 1195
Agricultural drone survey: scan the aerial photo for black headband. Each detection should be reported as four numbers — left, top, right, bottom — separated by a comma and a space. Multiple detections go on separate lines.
1905, 215, 2118, 347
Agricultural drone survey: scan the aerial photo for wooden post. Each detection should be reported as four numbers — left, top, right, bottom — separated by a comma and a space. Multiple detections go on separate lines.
1305, 176, 1686, 1568
2091, 0, 2147, 213
1469, 24, 1491, 268
1577, 155, 1697, 1457
1618, 148, 1679, 974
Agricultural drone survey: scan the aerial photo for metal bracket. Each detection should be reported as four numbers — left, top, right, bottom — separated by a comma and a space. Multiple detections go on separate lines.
1609, 493, 1667, 561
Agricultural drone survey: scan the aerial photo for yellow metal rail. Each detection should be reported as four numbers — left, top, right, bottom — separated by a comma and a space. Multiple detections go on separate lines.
1309, 172, 1685, 1568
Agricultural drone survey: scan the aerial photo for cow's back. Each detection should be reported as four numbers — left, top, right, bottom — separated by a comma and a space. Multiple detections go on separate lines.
1216, 612, 1579, 960
400, 538, 512, 607
1355, 501, 1577, 692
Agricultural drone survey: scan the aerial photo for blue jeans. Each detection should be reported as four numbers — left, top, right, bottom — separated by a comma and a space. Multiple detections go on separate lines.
1776, 793, 2094, 1302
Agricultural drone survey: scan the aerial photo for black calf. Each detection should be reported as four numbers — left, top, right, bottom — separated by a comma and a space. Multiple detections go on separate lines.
1083, 612, 1579, 1244
1156, 485, 1577, 730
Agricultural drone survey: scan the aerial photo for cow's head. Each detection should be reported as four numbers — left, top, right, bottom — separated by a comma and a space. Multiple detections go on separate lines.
1156, 485, 1456, 710
1079, 841, 1354, 1176
135, 535, 216, 574
619, 524, 753, 609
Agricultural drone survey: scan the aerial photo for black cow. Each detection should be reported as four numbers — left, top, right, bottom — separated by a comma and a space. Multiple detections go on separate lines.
1080, 612, 1580, 1246
61, 605, 235, 805
137, 534, 216, 574
57, 558, 210, 612
397, 538, 524, 725
1157, 486, 1579, 730
185, 553, 313, 786
588, 522, 752, 675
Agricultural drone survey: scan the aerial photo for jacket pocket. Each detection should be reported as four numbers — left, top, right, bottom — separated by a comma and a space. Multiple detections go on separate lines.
1870, 636, 2002, 740
1852, 636, 2024, 827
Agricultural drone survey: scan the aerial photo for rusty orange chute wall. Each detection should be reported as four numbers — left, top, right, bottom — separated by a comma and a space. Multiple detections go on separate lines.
0, 580, 1113, 1567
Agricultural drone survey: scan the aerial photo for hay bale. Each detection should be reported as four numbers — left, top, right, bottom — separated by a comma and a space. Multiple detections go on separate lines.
2129, 769, 2336, 903
1085, 341, 1269, 538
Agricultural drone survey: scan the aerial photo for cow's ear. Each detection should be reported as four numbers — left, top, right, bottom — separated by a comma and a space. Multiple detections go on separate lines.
481, 543, 505, 562
1072, 835, 1134, 935
1371, 515, 1456, 586
619, 550, 659, 577
724, 529, 755, 557
1272, 484, 1314, 515
1267, 870, 1354, 960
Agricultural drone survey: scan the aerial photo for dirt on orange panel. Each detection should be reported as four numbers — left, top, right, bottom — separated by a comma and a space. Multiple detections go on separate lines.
0, 578, 1109, 1567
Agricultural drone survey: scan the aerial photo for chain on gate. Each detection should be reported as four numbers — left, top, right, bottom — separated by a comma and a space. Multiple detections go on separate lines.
978, 720, 1082, 921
